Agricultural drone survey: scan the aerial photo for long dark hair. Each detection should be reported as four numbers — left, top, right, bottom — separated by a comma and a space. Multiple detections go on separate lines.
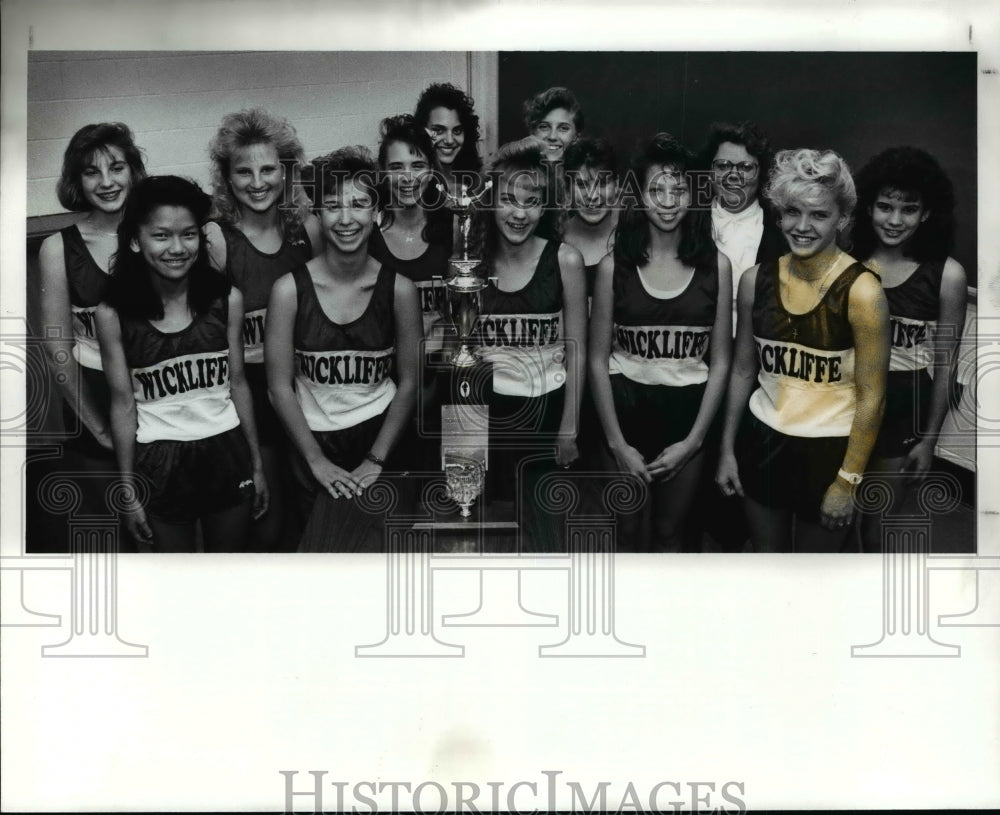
414, 82, 483, 174
615, 133, 715, 268
106, 176, 230, 321
852, 146, 956, 263
376, 114, 450, 245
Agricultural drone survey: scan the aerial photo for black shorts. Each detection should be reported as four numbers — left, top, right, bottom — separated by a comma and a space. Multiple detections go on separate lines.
735, 411, 848, 523
610, 375, 706, 462
872, 369, 934, 460
62, 365, 116, 461
135, 426, 254, 524
244, 363, 285, 446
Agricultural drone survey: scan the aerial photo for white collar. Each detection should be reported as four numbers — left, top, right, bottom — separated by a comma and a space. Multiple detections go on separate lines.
712, 198, 763, 227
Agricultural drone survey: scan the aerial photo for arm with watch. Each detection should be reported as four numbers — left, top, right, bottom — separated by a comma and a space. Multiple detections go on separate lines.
819, 273, 890, 531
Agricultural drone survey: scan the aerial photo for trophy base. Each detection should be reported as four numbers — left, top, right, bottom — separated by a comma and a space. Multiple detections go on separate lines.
448, 347, 481, 368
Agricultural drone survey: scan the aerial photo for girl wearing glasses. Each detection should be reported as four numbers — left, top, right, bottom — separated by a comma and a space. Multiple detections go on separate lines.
589, 133, 732, 552
701, 121, 786, 322
265, 147, 421, 541
852, 147, 967, 552
716, 149, 889, 552
205, 108, 322, 551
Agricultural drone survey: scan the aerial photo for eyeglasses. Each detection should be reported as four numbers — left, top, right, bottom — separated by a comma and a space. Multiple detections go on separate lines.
712, 160, 759, 179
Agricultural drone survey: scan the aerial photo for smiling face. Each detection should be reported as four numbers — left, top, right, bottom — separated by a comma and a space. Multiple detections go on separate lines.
131, 205, 201, 283
80, 145, 133, 214
494, 169, 545, 246
777, 187, 848, 259
425, 106, 465, 168
319, 178, 376, 255
711, 141, 760, 214
228, 142, 284, 215
383, 140, 431, 208
642, 164, 691, 234
532, 107, 578, 163
569, 165, 617, 226
870, 186, 929, 250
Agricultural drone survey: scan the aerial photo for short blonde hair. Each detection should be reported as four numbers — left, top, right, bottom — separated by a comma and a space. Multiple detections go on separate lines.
764, 148, 857, 217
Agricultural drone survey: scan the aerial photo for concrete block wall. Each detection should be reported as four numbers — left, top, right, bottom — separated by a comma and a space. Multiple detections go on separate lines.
27, 51, 488, 217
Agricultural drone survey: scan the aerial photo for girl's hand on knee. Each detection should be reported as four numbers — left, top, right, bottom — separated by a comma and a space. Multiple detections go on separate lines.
309, 457, 359, 500
350, 459, 383, 496
648, 440, 697, 481
610, 443, 650, 484
819, 479, 855, 531
715, 450, 744, 498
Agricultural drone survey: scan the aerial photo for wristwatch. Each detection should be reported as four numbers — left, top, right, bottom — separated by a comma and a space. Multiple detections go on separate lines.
838, 468, 863, 486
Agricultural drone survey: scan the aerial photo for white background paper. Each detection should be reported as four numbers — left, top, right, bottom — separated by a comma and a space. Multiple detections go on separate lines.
2, 1, 999, 811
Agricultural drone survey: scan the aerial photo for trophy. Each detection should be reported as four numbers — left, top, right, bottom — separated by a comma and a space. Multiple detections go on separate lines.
439, 182, 491, 367
443, 455, 484, 518
436, 181, 493, 513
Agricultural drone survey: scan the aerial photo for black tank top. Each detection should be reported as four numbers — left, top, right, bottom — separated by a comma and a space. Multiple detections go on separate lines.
220, 220, 312, 364
62, 224, 110, 369
368, 226, 450, 342
882, 259, 944, 372
608, 253, 718, 387
477, 240, 565, 397
118, 294, 239, 443
749, 259, 875, 437
290, 264, 398, 431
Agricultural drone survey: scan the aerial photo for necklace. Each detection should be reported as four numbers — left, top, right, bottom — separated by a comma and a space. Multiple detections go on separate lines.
784, 251, 842, 340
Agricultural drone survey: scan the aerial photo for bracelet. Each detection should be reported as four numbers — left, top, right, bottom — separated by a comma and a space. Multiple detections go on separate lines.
365, 451, 386, 467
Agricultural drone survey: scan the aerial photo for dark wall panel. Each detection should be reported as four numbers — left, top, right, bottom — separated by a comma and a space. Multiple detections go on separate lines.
499, 52, 977, 285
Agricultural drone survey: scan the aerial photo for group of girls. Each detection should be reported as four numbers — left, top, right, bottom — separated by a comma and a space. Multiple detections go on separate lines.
38, 81, 967, 554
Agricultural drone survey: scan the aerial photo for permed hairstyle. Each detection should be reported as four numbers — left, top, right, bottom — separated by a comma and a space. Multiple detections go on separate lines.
207, 107, 310, 228
56, 122, 147, 212
106, 176, 230, 321
474, 136, 564, 261
563, 137, 618, 177
764, 148, 857, 218
615, 132, 715, 268
413, 82, 483, 174
522, 86, 585, 132
851, 146, 956, 263
376, 114, 450, 243
699, 120, 774, 205
309, 145, 379, 209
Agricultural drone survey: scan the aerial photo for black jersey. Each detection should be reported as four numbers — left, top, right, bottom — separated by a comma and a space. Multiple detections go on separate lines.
291, 264, 397, 431
883, 260, 944, 372
749, 259, 874, 437
62, 224, 110, 370
476, 240, 565, 398
368, 226, 450, 348
119, 296, 239, 443
220, 220, 312, 364
608, 254, 718, 387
